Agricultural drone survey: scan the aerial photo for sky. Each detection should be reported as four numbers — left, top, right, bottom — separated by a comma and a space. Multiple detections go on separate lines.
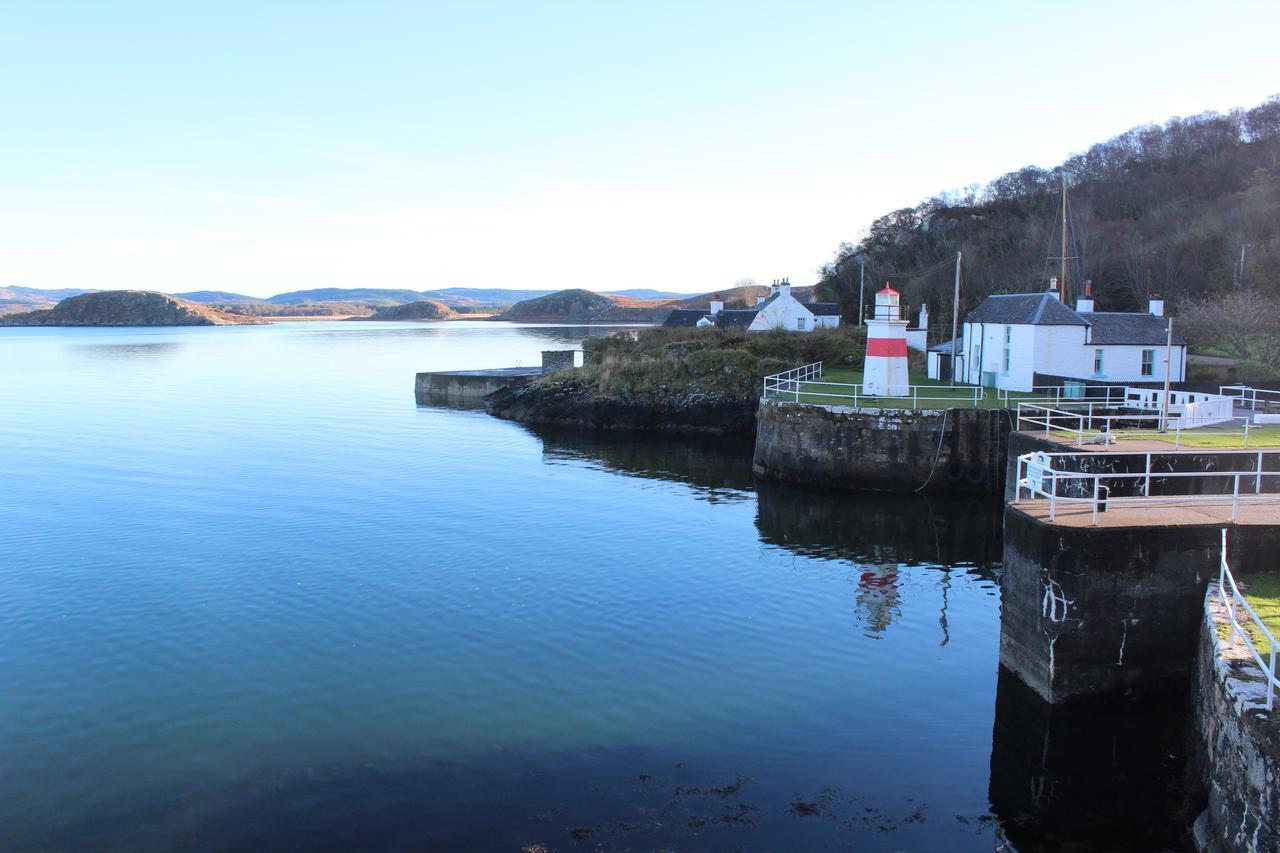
1, 1, 1277, 298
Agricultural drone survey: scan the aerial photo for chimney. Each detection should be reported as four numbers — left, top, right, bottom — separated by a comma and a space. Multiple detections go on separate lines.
1047, 277, 1060, 300
1148, 293, 1164, 316
709, 294, 723, 316
779, 276, 791, 299
1076, 279, 1095, 313
769, 278, 780, 297
917, 303, 928, 330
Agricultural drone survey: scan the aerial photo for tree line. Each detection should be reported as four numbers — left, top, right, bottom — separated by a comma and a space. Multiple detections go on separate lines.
816, 95, 1280, 348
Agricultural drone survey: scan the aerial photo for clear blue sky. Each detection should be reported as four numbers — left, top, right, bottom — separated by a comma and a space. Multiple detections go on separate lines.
1, 0, 1276, 297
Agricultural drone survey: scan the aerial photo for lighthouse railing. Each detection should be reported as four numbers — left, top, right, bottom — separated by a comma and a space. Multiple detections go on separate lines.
763, 364, 987, 408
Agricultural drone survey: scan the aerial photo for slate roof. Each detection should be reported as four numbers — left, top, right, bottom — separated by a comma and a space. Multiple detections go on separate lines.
965, 293, 1088, 326
662, 308, 709, 327
806, 302, 841, 316
713, 309, 759, 328
964, 292, 1187, 346
1085, 312, 1186, 346
929, 339, 957, 354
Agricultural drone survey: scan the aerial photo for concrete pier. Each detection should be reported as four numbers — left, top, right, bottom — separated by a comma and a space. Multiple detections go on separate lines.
415, 349, 585, 405
415, 366, 542, 405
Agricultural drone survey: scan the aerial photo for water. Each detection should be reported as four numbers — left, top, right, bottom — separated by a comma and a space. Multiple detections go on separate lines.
0, 322, 1184, 851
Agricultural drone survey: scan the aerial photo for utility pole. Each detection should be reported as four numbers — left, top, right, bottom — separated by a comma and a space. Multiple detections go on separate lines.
1159, 318, 1174, 432
858, 261, 866, 326
950, 251, 962, 386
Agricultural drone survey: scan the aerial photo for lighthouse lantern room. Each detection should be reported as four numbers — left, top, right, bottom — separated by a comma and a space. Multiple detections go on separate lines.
862, 284, 910, 397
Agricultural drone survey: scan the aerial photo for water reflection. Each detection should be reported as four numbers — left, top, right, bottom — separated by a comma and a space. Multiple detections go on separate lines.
74, 341, 184, 361
989, 664, 1191, 850
527, 423, 756, 503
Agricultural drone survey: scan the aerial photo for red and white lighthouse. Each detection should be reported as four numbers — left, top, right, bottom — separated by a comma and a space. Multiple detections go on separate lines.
862, 284, 909, 397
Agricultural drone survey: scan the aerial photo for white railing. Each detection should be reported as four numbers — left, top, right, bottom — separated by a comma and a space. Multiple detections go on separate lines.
1014, 449, 1280, 525
1217, 529, 1278, 711
1124, 387, 1237, 427
1016, 404, 1257, 447
1221, 385, 1280, 413
996, 384, 1128, 408
762, 361, 824, 400
762, 364, 985, 408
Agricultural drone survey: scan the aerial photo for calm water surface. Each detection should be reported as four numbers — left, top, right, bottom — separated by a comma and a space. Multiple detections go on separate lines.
0, 322, 1182, 851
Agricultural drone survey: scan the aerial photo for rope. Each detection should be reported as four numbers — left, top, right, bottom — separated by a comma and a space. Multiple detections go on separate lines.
914, 408, 949, 493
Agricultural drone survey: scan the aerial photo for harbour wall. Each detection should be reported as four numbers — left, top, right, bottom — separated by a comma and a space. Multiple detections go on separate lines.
1190, 587, 1280, 852
999, 509, 1280, 704
751, 400, 1011, 494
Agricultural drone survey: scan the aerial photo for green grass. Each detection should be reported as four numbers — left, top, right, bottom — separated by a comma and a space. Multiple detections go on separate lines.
784, 367, 1039, 410
1107, 426, 1280, 448
1235, 574, 1280, 656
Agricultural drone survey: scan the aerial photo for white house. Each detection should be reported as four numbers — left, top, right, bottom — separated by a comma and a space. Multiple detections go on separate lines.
663, 279, 841, 332
928, 281, 1187, 391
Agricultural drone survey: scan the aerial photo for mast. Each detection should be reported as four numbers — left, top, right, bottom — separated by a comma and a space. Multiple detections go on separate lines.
1060, 178, 1069, 301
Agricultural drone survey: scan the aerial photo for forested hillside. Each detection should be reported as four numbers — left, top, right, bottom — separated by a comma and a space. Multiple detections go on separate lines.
817, 96, 1280, 326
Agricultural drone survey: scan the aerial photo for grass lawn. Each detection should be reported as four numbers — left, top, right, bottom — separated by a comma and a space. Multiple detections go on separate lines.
1235, 574, 1280, 656
781, 367, 1043, 410
1107, 425, 1280, 448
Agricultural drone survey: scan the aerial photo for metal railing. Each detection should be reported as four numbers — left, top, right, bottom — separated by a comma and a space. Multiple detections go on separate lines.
1221, 385, 1280, 413
762, 361, 824, 399
996, 384, 1128, 408
1016, 404, 1259, 447
1014, 449, 1280, 525
1217, 528, 1278, 711
762, 363, 985, 408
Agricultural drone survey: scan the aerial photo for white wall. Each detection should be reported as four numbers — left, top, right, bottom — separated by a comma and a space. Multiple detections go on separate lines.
749, 294, 818, 332
960, 320, 1187, 390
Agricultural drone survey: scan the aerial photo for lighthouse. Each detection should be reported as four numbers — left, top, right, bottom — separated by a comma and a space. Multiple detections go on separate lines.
863, 284, 909, 397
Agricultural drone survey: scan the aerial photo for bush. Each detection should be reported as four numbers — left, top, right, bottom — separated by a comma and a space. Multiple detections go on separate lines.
566, 324, 871, 396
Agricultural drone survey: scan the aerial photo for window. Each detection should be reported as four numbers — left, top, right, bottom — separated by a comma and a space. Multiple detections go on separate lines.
796, 317, 806, 331
1141, 349, 1154, 377
1093, 349, 1104, 375
1002, 327, 1012, 373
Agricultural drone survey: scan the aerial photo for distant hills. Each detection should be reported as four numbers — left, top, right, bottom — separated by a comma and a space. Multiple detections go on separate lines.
0, 285, 688, 315
0, 291, 266, 327
494, 289, 673, 323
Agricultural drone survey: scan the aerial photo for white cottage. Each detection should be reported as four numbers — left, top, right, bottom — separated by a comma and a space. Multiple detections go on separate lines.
663, 279, 841, 332
929, 282, 1187, 391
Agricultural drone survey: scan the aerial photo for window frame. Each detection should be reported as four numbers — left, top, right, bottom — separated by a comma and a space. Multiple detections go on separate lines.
1141, 349, 1154, 377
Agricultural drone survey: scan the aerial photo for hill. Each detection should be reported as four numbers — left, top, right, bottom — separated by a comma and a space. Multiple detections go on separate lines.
0, 291, 267, 326
175, 290, 264, 304
494, 289, 671, 323
266, 288, 430, 306
351, 300, 458, 321
816, 95, 1280, 325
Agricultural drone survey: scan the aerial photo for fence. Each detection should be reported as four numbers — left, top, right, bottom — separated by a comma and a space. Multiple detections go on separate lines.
996, 384, 1128, 408
762, 363, 985, 407
1221, 385, 1280, 413
1016, 404, 1257, 447
1014, 449, 1280, 525
1217, 529, 1278, 711
1124, 387, 1237, 427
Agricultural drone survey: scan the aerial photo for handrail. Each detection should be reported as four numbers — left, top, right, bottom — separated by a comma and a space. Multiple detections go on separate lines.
1014, 450, 1280, 525
762, 361, 987, 408
1222, 385, 1280, 412
1016, 401, 1253, 447
1217, 528, 1278, 711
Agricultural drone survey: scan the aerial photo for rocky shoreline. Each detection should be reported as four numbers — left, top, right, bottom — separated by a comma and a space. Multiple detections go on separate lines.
484, 377, 757, 435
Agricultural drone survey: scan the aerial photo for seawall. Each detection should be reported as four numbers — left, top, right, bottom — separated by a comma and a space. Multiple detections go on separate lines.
1000, 509, 1280, 704
1191, 586, 1280, 852
751, 399, 1011, 493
